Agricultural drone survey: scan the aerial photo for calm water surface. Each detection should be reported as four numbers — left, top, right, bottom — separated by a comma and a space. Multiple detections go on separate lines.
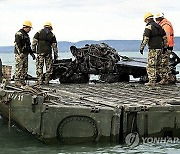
0, 51, 180, 153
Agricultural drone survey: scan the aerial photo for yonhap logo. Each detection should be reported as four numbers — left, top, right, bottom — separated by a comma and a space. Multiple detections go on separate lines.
125, 132, 140, 147
125, 132, 180, 147
142, 136, 179, 144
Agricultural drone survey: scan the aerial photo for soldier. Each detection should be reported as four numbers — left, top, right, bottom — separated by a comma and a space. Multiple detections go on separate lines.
155, 13, 175, 84
14, 21, 35, 87
140, 12, 168, 86
32, 22, 58, 85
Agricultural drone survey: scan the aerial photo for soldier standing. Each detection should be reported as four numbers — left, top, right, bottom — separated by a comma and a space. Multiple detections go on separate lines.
140, 12, 168, 86
155, 13, 175, 84
32, 22, 58, 85
14, 21, 35, 87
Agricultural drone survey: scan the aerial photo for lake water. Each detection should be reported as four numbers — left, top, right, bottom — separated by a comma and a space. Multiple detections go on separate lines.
1, 51, 180, 153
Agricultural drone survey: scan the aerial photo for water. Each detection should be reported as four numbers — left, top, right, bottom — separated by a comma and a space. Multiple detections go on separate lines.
1, 51, 180, 153
1, 117, 180, 154
1, 51, 180, 78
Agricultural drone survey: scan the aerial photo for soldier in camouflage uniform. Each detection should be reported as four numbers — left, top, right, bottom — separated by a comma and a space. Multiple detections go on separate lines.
32, 22, 58, 85
155, 13, 175, 84
140, 12, 168, 86
14, 21, 35, 87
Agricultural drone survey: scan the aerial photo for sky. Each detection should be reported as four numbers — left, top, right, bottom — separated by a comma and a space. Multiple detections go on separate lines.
0, 0, 180, 46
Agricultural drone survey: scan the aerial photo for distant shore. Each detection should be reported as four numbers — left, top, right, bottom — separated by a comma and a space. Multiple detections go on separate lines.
1, 37, 180, 53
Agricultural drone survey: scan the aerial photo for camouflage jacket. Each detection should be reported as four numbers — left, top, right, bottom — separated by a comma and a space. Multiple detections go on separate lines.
14, 29, 32, 54
140, 20, 168, 51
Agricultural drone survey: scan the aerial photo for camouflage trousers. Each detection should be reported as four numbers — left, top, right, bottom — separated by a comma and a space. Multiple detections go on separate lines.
159, 50, 172, 80
14, 53, 28, 84
36, 53, 53, 83
146, 49, 162, 82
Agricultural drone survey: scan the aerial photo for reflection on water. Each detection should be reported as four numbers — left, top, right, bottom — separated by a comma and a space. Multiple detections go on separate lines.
0, 116, 180, 153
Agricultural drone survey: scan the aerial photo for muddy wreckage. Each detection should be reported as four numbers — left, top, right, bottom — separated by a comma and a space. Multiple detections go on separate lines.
1, 43, 180, 145
52, 43, 143, 83
50, 43, 180, 83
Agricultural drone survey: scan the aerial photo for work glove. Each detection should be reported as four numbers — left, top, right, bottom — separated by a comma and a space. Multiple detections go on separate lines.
140, 50, 143, 55
30, 53, 36, 60
162, 48, 167, 54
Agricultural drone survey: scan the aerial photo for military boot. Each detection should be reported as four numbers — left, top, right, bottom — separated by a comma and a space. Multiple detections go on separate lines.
145, 82, 156, 86
15, 81, 23, 88
44, 80, 49, 85
36, 80, 44, 85
44, 77, 50, 85
21, 81, 26, 86
167, 74, 175, 84
157, 78, 168, 85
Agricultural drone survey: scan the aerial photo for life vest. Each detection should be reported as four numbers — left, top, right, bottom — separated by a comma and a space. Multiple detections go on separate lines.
159, 18, 174, 47
34, 28, 57, 54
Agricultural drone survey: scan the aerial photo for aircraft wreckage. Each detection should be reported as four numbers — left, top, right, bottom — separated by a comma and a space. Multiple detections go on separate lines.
50, 43, 179, 83
0, 43, 180, 145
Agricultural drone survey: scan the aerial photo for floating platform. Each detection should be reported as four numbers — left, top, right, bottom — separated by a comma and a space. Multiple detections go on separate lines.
1, 82, 180, 144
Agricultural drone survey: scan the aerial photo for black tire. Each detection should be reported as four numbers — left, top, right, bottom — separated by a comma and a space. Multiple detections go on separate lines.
100, 73, 129, 83
59, 73, 89, 84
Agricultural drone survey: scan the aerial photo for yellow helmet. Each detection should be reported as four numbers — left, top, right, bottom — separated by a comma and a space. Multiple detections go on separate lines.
23, 20, 32, 28
155, 12, 164, 19
44, 22, 52, 28
144, 12, 153, 22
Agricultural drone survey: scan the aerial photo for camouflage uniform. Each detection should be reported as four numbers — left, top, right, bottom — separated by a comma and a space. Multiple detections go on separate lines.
140, 19, 167, 85
14, 28, 33, 86
157, 18, 175, 83
32, 27, 58, 84
146, 49, 162, 83
159, 50, 172, 82
35, 53, 53, 84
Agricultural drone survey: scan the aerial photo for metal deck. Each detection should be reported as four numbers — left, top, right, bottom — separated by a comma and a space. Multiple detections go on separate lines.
44, 82, 180, 107
1, 82, 180, 144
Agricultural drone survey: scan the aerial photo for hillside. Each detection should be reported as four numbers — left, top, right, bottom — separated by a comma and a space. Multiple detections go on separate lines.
0, 37, 180, 53
59, 37, 180, 52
